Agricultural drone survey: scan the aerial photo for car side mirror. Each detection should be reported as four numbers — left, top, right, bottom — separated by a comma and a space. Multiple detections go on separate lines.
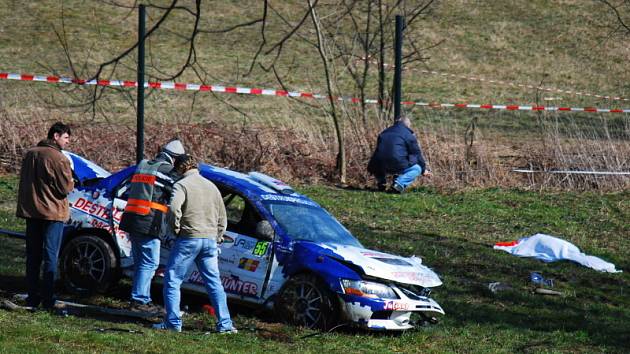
255, 220, 275, 241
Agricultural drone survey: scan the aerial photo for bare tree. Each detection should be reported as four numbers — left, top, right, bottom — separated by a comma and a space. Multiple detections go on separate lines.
50, 0, 437, 183
597, 0, 630, 35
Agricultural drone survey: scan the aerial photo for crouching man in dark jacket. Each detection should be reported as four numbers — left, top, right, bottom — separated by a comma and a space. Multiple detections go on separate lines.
367, 115, 432, 193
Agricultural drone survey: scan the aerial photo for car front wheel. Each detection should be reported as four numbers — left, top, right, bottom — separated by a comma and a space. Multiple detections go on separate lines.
59, 234, 119, 294
275, 274, 339, 330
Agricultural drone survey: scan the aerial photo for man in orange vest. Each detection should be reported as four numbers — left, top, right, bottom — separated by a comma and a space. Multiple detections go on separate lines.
119, 139, 185, 312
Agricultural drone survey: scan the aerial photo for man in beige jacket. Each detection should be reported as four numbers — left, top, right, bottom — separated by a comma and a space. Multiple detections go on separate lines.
16, 122, 74, 309
153, 154, 236, 333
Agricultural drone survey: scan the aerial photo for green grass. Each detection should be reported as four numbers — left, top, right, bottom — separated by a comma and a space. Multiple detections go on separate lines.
0, 176, 628, 353
0, 1, 629, 350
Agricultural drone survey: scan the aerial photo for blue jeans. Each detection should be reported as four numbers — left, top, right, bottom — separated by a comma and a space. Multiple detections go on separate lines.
130, 234, 160, 304
163, 237, 233, 332
25, 219, 64, 308
375, 164, 422, 190
395, 164, 422, 189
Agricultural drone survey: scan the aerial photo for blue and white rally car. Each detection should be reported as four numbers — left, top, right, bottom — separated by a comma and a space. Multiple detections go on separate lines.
59, 152, 445, 330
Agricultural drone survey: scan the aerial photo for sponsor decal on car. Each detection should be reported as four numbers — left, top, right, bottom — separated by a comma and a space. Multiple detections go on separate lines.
384, 301, 409, 311
219, 254, 238, 265
252, 241, 270, 256
238, 258, 260, 272
234, 238, 257, 251
89, 218, 110, 231
361, 251, 391, 258
71, 196, 122, 222
188, 270, 204, 284
390, 271, 435, 283
221, 276, 258, 296
260, 194, 318, 206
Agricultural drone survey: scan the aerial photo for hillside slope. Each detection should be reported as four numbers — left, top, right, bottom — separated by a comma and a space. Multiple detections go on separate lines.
0, 0, 628, 188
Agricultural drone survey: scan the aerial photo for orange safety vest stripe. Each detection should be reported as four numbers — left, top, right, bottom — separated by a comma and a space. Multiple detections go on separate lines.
127, 198, 152, 207
126, 198, 169, 213
131, 174, 157, 184
150, 202, 168, 213
124, 204, 150, 215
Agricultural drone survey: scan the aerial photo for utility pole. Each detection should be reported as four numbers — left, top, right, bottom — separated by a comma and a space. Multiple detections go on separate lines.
136, 4, 146, 164
393, 15, 404, 121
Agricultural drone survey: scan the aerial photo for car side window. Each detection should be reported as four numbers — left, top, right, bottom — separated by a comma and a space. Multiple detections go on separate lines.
224, 193, 245, 224
222, 192, 262, 237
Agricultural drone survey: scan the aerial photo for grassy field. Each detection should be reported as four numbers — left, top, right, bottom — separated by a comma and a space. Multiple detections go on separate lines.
0, 2, 629, 351
0, 176, 628, 353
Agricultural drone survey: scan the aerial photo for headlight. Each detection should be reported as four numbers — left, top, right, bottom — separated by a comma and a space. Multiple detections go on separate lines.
340, 279, 398, 299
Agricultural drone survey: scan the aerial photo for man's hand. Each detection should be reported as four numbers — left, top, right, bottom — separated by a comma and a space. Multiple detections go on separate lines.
422, 170, 433, 178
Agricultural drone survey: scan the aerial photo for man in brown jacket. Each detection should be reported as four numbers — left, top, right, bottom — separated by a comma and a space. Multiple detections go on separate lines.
16, 122, 74, 309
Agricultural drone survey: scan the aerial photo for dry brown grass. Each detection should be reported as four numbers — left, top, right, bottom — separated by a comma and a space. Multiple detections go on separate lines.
1, 104, 628, 191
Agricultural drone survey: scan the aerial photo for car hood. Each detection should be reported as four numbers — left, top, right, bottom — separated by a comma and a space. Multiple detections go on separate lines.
318, 243, 443, 288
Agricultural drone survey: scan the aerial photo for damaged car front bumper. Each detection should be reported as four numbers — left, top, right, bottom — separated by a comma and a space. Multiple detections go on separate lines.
338, 280, 444, 330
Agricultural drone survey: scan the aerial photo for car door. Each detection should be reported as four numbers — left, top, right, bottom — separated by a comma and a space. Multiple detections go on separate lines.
110, 177, 135, 268
217, 190, 273, 300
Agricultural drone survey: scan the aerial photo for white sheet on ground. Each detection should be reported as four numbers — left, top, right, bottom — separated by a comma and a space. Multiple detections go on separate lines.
494, 233, 621, 273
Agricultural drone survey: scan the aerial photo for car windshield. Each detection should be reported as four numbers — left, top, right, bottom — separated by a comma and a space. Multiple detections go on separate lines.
264, 202, 362, 247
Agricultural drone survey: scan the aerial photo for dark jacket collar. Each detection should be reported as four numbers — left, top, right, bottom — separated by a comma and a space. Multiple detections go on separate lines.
37, 139, 62, 151
393, 121, 413, 134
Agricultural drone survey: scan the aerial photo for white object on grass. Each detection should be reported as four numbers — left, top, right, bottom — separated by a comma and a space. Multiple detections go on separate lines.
494, 233, 621, 273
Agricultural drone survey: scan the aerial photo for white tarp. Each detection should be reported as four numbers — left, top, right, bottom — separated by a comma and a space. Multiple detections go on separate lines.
494, 233, 621, 273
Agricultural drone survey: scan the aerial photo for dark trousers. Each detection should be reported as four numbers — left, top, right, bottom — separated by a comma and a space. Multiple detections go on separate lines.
25, 219, 64, 308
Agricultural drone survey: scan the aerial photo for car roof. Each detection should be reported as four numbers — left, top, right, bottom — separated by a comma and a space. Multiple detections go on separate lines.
65, 151, 317, 206
198, 163, 317, 205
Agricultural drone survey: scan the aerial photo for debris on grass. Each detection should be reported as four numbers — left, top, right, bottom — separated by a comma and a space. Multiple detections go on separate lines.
488, 282, 512, 294
533, 288, 564, 296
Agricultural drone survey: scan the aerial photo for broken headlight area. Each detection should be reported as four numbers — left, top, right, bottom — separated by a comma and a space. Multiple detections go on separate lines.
340, 279, 398, 299
396, 283, 431, 299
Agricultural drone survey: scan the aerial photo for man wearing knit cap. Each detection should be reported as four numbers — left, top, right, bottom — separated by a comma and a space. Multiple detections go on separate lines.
120, 139, 185, 313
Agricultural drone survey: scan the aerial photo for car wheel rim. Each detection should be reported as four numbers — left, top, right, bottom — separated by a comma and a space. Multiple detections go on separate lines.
293, 282, 323, 328
67, 241, 106, 287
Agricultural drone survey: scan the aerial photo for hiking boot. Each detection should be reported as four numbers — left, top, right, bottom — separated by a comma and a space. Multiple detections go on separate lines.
152, 322, 181, 332
392, 183, 405, 194
205, 327, 238, 335
218, 328, 238, 334
129, 301, 163, 314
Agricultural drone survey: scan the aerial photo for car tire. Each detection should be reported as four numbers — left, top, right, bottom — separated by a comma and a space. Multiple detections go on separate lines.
275, 273, 339, 330
60, 234, 119, 294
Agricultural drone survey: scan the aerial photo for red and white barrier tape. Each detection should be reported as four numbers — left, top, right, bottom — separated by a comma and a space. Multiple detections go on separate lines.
413, 102, 630, 113
360, 58, 629, 102
1, 71, 629, 113
512, 169, 630, 176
